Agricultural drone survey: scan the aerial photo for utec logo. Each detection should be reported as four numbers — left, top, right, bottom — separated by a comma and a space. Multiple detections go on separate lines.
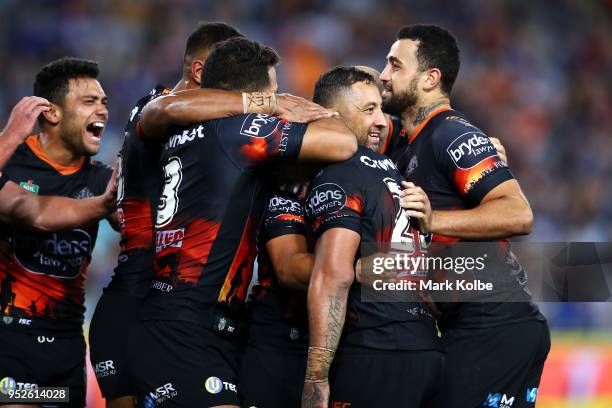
0, 377, 16, 394
0, 377, 37, 394
205, 376, 223, 394
204, 376, 238, 394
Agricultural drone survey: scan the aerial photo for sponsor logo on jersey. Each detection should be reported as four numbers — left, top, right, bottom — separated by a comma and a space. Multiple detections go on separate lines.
306, 183, 347, 217
155, 228, 185, 253
268, 195, 302, 214
0, 377, 15, 394
94, 360, 117, 378
240, 114, 279, 138
12, 229, 92, 278
73, 187, 93, 200
164, 125, 205, 150
145, 382, 177, 407
484, 392, 515, 408
526, 388, 538, 403
0, 377, 38, 394
447, 132, 496, 169
204, 376, 237, 394
19, 180, 39, 194
360, 155, 397, 171
406, 155, 418, 175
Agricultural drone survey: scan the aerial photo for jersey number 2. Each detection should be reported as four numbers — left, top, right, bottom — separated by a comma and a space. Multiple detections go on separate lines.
157, 157, 182, 227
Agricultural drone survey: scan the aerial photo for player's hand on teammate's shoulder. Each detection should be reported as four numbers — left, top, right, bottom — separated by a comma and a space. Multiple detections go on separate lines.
102, 160, 120, 214
1, 96, 51, 142
400, 181, 433, 233
276, 93, 338, 123
490, 137, 508, 166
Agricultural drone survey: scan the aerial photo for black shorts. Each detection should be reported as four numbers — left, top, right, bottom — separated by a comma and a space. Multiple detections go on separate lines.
89, 292, 143, 400
329, 348, 445, 408
436, 319, 550, 408
127, 320, 241, 408
0, 324, 85, 407
239, 344, 306, 408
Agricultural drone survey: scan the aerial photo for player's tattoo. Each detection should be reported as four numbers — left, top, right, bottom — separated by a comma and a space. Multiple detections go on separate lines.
413, 101, 446, 126
302, 382, 324, 408
324, 288, 346, 350
246, 92, 274, 109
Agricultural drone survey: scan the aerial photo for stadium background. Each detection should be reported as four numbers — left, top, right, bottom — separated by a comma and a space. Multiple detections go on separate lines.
1, 0, 610, 406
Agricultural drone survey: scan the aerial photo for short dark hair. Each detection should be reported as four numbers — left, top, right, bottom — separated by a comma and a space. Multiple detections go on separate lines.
313, 66, 376, 107
201, 37, 280, 92
397, 24, 460, 95
183, 22, 244, 68
33, 57, 99, 106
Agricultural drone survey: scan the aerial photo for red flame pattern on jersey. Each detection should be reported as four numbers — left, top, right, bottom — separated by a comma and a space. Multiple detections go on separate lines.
218, 216, 259, 305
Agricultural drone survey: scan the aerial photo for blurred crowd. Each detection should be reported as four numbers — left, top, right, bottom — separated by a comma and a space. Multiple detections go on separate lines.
1, 0, 610, 328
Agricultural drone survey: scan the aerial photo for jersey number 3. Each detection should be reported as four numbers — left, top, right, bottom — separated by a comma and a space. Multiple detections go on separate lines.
157, 157, 182, 228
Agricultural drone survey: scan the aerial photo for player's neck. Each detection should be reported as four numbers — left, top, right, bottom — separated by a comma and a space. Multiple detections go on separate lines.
172, 76, 199, 92
401, 96, 450, 134
37, 132, 83, 167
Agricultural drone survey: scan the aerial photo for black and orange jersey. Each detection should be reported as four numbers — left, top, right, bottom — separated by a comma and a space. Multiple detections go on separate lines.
105, 85, 170, 297
306, 146, 441, 351
0, 136, 112, 330
380, 115, 408, 163
247, 191, 309, 350
391, 108, 543, 329
142, 114, 307, 326
0, 173, 8, 190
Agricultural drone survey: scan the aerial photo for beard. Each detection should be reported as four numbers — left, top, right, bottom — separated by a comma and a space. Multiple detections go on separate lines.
60, 120, 97, 157
382, 77, 419, 116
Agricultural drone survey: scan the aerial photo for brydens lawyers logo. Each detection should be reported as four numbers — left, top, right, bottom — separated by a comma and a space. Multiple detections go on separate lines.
446, 132, 496, 168
306, 183, 346, 217
240, 114, 279, 138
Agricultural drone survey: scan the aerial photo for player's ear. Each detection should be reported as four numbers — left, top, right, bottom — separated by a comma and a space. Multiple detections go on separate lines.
41, 104, 62, 125
191, 59, 204, 85
422, 68, 442, 92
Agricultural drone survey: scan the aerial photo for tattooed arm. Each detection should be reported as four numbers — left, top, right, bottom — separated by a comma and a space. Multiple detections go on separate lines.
302, 228, 359, 408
